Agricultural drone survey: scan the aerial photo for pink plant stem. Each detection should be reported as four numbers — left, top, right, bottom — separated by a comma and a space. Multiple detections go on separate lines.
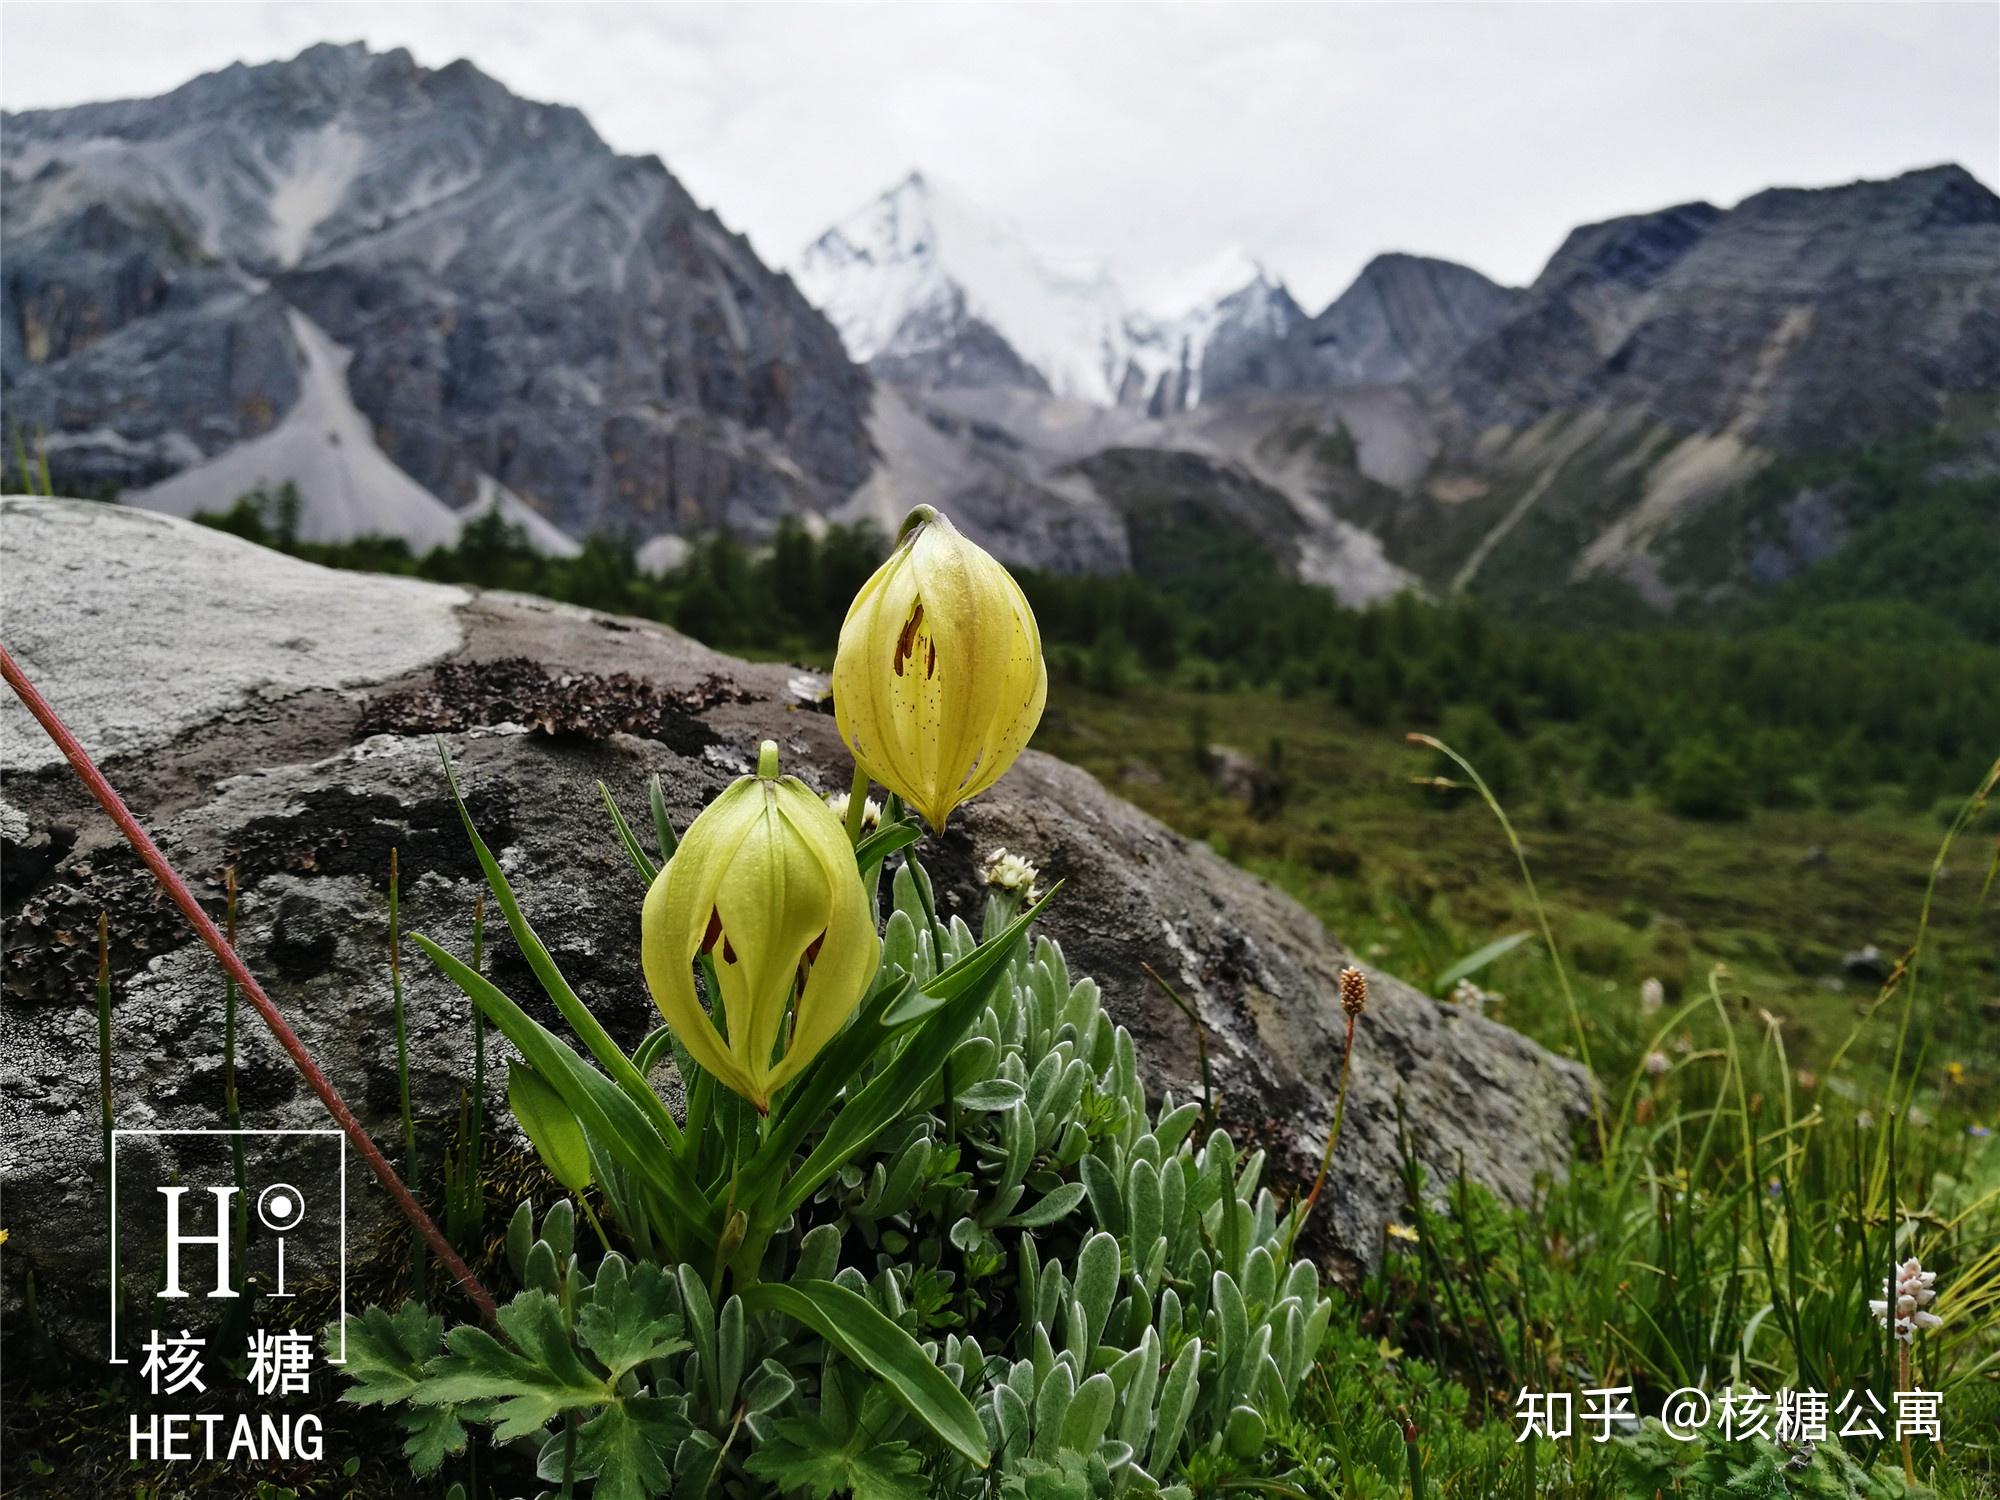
0, 641, 498, 1325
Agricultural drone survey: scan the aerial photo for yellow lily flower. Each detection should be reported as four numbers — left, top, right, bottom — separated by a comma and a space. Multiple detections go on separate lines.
832, 506, 1047, 830
641, 741, 879, 1111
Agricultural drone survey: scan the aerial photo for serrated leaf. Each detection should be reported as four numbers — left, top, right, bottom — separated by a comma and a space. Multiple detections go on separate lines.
327, 1303, 443, 1407
577, 1258, 688, 1381
399, 1403, 469, 1475
418, 1292, 610, 1441
744, 1413, 929, 1500
577, 1396, 687, 1500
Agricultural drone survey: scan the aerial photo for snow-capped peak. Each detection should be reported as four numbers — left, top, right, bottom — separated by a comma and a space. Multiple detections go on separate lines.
797, 170, 1135, 403
1147, 244, 1274, 317
796, 172, 1298, 411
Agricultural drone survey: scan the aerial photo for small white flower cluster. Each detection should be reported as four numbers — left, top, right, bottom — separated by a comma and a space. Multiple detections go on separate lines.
1450, 978, 1502, 1008
981, 847, 1040, 900
823, 790, 883, 832
1640, 976, 1665, 1014
1870, 1257, 1942, 1343
1643, 1050, 1672, 1080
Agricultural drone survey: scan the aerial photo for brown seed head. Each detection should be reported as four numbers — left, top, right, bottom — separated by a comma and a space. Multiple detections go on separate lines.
1339, 966, 1368, 1018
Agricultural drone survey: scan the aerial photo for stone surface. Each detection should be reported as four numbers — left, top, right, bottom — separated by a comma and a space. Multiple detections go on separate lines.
1, 498, 1591, 1337
0, 499, 468, 773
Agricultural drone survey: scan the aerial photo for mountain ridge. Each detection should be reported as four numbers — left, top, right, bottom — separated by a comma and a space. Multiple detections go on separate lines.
3, 41, 874, 550
4, 44, 1993, 615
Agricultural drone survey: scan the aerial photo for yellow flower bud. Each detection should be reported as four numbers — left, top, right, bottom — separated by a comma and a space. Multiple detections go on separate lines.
641, 741, 880, 1111
832, 506, 1047, 830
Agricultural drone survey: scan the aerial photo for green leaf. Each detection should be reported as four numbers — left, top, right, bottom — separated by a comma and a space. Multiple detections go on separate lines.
509, 1060, 594, 1195
399, 1404, 471, 1475
779, 886, 1062, 1217
954, 1079, 1026, 1111
853, 818, 922, 875
598, 781, 661, 886
648, 773, 678, 865
577, 1396, 687, 1500
411, 933, 716, 1246
1433, 930, 1534, 993
1004, 1182, 1088, 1229
577, 1257, 688, 1382
438, 746, 684, 1154
741, 1280, 989, 1467
327, 1303, 442, 1407
418, 1292, 610, 1441
744, 1413, 929, 1500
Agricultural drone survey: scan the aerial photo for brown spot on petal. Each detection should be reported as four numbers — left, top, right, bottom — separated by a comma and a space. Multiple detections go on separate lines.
700, 909, 724, 954
894, 601, 925, 677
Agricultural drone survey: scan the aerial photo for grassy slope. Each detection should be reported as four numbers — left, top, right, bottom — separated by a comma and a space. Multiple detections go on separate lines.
1042, 680, 1999, 1498
1039, 682, 1995, 1093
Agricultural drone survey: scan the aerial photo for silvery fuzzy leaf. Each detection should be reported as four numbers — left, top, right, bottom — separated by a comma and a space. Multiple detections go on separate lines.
1073, 1232, 1121, 1355
1032, 1359, 1077, 1461
1242, 1246, 1277, 1310
1154, 1101, 1202, 1156
1062, 1372, 1116, 1454
1128, 1158, 1163, 1254
1117, 1328, 1163, 1452
1005, 1181, 1087, 1229
993, 1382, 1031, 1462
1212, 1273, 1248, 1371
1150, 1336, 1202, 1471
796, 1222, 842, 1283
1081, 1153, 1124, 1236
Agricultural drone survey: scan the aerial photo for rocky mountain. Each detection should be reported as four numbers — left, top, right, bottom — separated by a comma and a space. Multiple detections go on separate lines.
837, 164, 2000, 609
1400, 163, 2000, 601
1269, 252, 1521, 390
1448, 164, 2000, 450
2, 42, 873, 550
4, 44, 1992, 610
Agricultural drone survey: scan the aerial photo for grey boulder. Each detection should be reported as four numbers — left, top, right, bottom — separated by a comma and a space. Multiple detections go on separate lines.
1, 498, 1591, 1340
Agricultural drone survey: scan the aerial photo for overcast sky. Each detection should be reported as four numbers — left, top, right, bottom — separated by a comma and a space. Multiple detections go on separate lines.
3, 2, 1995, 309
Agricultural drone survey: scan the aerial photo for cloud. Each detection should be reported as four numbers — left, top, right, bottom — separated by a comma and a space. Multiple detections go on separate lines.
3, 2, 1993, 308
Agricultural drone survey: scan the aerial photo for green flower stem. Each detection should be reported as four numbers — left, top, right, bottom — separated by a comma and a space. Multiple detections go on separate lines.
580, 1195, 613, 1257
1900, 1341, 1915, 1485
1283, 1012, 1356, 1264
389, 848, 425, 1298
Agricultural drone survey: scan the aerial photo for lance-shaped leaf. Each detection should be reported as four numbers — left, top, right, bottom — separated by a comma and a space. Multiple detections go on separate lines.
508, 1060, 593, 1196
741, 1280, 988, 1467
412, 934, 716, 1247
440, 747, 684, 1153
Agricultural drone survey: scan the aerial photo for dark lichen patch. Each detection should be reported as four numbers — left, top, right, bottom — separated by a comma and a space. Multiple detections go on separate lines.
1, 852, 183, 1006
358, 657, 740, 757
232, 785, 514, 889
